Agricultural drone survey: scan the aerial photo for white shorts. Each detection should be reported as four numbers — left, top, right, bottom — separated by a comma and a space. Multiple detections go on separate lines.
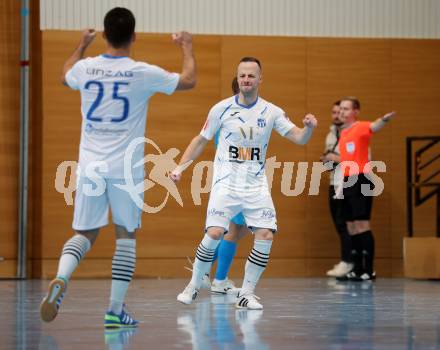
72, 177, 143, 232
205, 184, 277, 232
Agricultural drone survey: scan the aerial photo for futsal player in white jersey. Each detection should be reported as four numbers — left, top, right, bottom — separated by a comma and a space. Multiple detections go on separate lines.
171, 57, 317, 309
40, 7, 196, 327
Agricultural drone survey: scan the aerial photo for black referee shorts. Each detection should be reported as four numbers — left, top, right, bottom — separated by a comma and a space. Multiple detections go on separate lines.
342, 173, 374, 221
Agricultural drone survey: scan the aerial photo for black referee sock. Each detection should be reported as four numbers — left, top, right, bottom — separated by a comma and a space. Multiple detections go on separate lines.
350, 234, 363, 275
359, 230, 375, 275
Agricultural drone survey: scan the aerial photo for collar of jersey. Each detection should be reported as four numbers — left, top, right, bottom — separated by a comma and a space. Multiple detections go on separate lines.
101, 54, 129, 59
235, 95, 259, 109
345, 121, 359, 131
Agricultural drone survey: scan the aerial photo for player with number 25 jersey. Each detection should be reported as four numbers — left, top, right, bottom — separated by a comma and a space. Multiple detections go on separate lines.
40, 7, 196, 329
66, 56, 179, 179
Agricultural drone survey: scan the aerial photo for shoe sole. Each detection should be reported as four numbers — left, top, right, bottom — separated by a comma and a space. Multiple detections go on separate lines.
211, 288, 227, 295
328, 270, 354, 277
211, 287, 241, 295
235, 297, 263, 310
40, 278, 66, 322
104, 323, 138, 329
227, 288, 241, 296
177, 295, 193, 305
235, 304, 263, 310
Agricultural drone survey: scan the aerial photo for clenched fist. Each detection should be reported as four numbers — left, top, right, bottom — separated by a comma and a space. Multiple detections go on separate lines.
303, 114, 317, 128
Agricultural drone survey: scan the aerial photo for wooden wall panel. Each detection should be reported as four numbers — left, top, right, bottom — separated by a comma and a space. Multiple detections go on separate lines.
36, 31, 440, 278
306, 38, 393, 264
135, 34, 222, 258
0, 0, 21, 277
29, 0, 43, 276
41, 31, 105, 259
391, 40, 440, 261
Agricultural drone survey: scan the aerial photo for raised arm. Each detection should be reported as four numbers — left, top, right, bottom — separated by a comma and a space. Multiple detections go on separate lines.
284, 113, 318, 145
170, 135, 209, 182
370, 111, 396, 133
172, 31, 196, 90
61, 29, 96, 85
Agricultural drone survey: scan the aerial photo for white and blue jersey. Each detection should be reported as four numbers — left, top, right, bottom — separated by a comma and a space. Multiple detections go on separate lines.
65, 54, 179, 179
214, 120, 245, 227
203, 95, 295, 231
201, 95, 295, 193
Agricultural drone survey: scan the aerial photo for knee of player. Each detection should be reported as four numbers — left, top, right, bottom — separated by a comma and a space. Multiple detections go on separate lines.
254, 228, 274, 241
225, 223, 243, 241
206, 226, 225, 240
354, 220, 370, 233
75, 230, 99, 245
346, 222, 355, 235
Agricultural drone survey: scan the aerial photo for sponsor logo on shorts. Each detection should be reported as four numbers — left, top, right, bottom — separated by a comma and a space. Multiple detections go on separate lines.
208, 208, 226, 217
260, 209, 275, 220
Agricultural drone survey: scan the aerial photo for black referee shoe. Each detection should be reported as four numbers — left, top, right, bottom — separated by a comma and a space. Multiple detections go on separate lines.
351, 271, 376, 282
336, 271, 357, 281
336, 271, 376, 282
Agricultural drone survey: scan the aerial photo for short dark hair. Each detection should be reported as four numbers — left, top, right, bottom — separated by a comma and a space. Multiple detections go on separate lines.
239, 57, 262, 71
104, 7, 135, 48
231, 77, 239, 94
341, 96, 361, 110
334, 100, 341, 106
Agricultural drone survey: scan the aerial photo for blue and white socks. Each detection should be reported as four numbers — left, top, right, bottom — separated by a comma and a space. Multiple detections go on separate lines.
56, 234, 91, 280
190, 234, 221, 289
109, 238, 136, 315
241, 239, 272, 294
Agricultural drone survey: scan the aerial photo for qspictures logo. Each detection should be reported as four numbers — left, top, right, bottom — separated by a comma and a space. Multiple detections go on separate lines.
54, 137, 387, 213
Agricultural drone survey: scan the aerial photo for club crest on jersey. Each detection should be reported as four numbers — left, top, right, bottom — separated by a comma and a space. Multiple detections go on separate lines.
257, 118, 266, 128
346, 142, 355, 154
229, 145, 261, 161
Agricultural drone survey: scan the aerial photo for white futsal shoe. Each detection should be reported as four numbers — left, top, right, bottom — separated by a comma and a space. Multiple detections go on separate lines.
40, 277, 67, 322
201, 274, 212, 289
236, 292, 263, 310
326, 261, 353, 277
211, 278, 241, 295
184, 257, 211, 289
177, 283, 199, 305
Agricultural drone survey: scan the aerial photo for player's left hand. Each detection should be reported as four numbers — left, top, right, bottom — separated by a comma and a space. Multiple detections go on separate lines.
320, 153, 334, 162
382, 111, 396, 122
79, 28, 96, 49
169, 169, 182, 183
303, 114, 317, 128
172, 31, 192, 47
